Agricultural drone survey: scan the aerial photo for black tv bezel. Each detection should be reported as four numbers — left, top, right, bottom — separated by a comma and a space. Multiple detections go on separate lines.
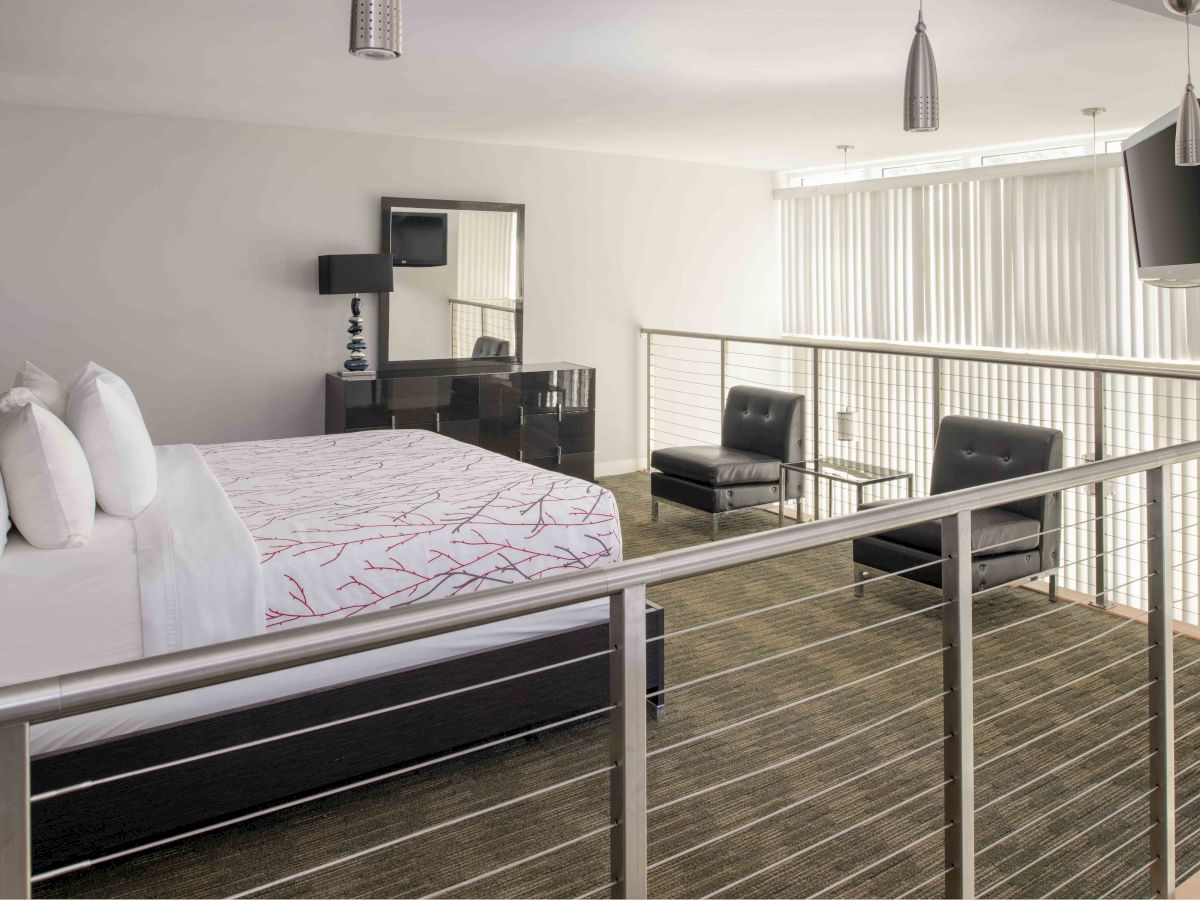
390, 211, 449, 268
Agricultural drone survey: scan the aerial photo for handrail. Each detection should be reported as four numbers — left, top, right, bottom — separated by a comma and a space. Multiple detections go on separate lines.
641, 327, 1200, 382
449, 298, 518, 313
1, 436, 1198, 729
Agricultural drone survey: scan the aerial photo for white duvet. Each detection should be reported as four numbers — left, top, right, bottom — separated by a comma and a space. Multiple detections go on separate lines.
199, 429, 622, 632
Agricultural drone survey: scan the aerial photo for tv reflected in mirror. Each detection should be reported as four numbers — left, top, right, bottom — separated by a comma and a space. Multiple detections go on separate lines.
391, 213, 448, 267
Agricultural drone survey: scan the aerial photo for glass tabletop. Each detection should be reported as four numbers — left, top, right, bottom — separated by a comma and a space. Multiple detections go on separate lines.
782, 456, 912, 484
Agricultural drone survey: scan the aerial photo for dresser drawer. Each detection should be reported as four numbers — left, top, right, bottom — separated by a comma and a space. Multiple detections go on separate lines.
521, 413, 560, 458
558, 452, 595, 481
480, 416, 521, 458
438, 418, 480, 445
559, 410, 595, 454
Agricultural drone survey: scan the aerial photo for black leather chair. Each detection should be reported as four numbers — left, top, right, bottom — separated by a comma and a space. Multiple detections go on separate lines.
853, 415, 1063, 596
650, 385, 805, 538
472, 336, 511, 358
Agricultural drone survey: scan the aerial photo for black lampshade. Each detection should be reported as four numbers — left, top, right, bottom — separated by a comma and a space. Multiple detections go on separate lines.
318, 253, 393, 295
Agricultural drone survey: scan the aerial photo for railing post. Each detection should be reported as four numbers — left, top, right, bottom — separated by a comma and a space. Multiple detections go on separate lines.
1093, 370, 1110, 608
610, 585, 648, 899
719, 338, 728, 413
644, 333, 653, 472
942, 511, 975, 899
1147, 465, 1176, 898
0, 721, 30, 900
812, 347, 822, 461
931, 356, 942, 443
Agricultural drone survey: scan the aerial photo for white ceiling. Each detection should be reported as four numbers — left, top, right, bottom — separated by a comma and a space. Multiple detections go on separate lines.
0, 0, 1190, 171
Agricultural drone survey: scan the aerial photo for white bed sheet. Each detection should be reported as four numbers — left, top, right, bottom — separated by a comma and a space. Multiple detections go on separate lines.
0, 515, 142, 685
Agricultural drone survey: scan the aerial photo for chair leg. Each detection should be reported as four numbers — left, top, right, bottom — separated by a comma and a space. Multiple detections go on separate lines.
651, 499, 660, 522
1048, 573, 1058, 603
853, 565, 866, 598
711, 514, 719, 540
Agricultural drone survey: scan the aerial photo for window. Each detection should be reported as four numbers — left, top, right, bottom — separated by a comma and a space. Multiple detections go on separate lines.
787, 168, 868, 188
980, 145, 1086, 166
881, 158, 964, 178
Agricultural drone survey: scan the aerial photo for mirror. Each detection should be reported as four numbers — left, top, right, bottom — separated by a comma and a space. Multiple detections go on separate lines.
378, 197, 524, 368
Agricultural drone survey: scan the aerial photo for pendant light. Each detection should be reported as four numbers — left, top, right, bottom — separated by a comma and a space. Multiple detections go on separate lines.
350, 0, 402, 60
1167, 0, 1200, 164
903, 1, 939, 132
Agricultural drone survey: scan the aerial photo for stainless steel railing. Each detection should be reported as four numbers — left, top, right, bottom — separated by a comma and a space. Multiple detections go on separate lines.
4, 438, 1200, 897
643, 327, 1200, 620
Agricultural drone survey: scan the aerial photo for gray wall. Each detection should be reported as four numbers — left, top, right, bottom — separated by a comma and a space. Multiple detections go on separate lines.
0, 102, 779, 473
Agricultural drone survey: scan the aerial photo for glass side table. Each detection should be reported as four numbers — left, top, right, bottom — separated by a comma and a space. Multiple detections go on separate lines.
779, 457, 915, 524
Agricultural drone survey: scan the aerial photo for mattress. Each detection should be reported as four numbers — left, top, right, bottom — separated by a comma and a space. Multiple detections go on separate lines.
0, 516, 142, 685
7, 429, 621, 756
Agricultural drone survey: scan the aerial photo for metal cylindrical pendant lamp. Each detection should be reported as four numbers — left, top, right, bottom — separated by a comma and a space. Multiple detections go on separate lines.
1167, 0, 1200, 164
903, 4, 939, 133
1179, 81, 1200, 166
350, 0, 401, 60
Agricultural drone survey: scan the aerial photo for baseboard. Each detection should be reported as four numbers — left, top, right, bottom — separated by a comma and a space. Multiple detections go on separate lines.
595, 458, 642, 478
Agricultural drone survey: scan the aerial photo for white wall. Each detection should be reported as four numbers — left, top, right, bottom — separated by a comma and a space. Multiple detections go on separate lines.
0, 102, 779, 474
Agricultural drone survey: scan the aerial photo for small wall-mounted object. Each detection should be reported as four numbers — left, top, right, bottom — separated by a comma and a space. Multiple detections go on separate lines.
837, 407, 856, 443
318, 253, 394, 372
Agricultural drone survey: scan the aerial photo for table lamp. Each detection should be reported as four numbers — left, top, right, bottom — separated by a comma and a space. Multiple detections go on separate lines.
318, 253, 394, 372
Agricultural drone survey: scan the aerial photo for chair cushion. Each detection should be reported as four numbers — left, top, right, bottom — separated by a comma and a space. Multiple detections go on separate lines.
651, 445, 780, 486
859, 498, 1041, 556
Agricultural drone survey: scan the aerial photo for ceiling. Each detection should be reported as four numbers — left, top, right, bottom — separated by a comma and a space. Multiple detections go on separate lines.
0, 0, 1190, 171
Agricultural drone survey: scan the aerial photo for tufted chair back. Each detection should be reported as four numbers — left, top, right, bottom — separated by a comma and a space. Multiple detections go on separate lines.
931, 415, 1063, 568
472, 336, 512, 358
720, 385, 806, 465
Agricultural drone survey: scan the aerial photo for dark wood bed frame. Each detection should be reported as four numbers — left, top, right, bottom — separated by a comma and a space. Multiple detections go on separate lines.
30, 603, 666, 875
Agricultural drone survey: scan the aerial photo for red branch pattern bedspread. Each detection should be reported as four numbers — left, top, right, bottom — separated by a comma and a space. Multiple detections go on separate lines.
200, 429, 622, 631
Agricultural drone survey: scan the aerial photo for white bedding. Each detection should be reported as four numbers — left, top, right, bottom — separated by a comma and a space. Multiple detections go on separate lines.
199, 429, 622, 629
4, 429, 622, 756
0, 515, 142, 683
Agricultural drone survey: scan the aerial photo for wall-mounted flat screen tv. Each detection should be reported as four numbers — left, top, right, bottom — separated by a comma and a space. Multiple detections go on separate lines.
1124, 109, 1200, 289
391, 212, 448, 267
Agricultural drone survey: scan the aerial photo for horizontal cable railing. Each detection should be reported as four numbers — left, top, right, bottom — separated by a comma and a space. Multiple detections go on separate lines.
644, 328, 1200, 626
3, 418, 1200, 896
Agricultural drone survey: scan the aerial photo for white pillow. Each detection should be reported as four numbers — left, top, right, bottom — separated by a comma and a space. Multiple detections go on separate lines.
0, 389, 95, 549
14, 361, 67, 418
65, 363, 157, 518
0, 468, 9, 561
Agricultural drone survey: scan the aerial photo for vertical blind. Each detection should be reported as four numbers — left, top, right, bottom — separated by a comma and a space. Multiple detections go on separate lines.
456, 210, 519, 301
781, 163, 1200, 360
450, 210, 520, 357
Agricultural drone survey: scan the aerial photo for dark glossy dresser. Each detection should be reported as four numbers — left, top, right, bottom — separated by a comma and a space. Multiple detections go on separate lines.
325, 362, 596, 480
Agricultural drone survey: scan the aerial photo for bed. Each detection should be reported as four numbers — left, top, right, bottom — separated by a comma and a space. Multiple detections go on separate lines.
0, 429, 664, 874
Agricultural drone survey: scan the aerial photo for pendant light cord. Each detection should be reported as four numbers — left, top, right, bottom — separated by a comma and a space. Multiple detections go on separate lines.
1189, 10, 1194, 86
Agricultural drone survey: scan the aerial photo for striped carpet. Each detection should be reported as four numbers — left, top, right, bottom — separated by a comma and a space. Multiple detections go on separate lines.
39, 472, 1200, 899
